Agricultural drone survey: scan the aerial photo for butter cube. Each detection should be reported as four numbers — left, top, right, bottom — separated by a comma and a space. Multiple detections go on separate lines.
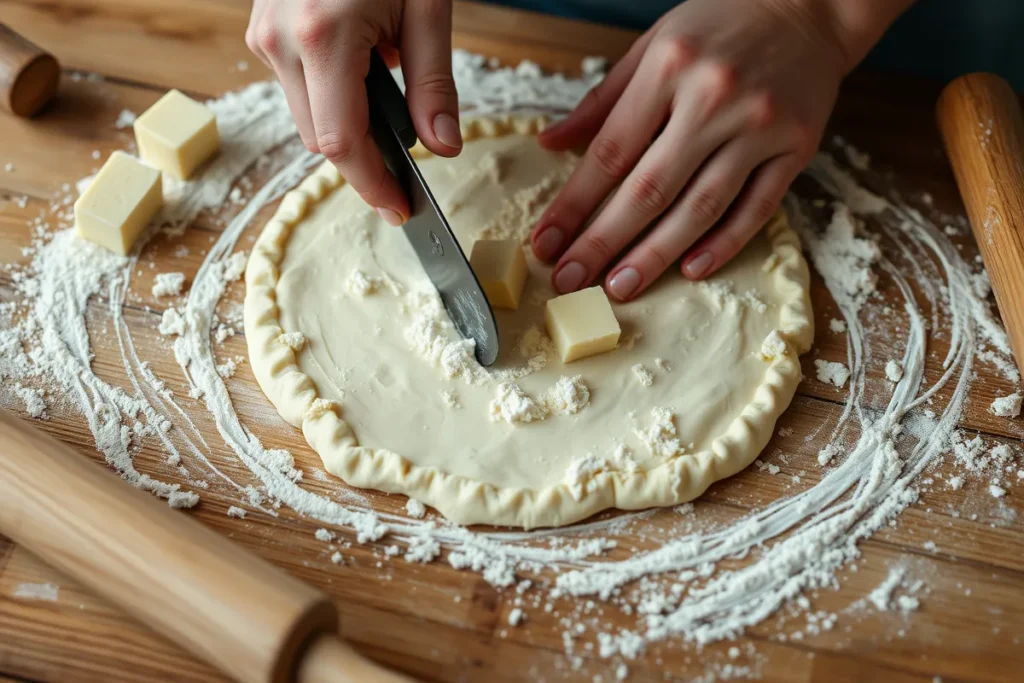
545, 286, 621, 363
470, 238, 529, 310
74, 151, 163, 255
134, 89, 219, 180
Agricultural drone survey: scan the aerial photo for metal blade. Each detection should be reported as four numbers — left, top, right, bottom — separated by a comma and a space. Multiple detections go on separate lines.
373, 123, 500, 366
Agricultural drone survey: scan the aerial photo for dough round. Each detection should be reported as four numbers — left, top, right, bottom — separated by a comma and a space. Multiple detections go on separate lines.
244, 117, 813, 529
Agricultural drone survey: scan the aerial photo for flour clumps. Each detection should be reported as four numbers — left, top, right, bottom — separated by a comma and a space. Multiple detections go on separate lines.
634, 407, 684, 458
829, 318, 847, 333
222, 251, 247, 282
631, 363, 654, 386
159, 308, 187, 336
815, 360, 850, 388
885, 360, 903, 383
405, 498, 427, 518
490, 375, 590, 424
152, 272, 186, 297
278, 331, 307, 351
989, 393, 1021, 418
760, 330, 788, 360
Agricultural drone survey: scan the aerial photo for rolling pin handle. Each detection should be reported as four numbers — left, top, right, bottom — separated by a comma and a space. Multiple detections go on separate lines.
0, 23, 61, 117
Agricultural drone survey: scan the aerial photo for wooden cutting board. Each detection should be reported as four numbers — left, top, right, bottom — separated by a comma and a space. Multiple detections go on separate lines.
1, 2, 1023, 681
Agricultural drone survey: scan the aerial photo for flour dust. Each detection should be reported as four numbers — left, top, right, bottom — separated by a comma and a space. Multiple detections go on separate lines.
1, 51, 1021, 680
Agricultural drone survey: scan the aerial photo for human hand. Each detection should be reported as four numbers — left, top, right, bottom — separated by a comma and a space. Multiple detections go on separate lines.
246, 0, 461, 226
531, 0, 910, 300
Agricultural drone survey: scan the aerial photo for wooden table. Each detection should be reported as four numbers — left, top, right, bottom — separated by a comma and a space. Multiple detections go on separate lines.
1, 2, 1023, 681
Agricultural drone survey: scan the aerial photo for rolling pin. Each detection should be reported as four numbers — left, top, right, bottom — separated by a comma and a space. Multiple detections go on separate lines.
938, 73, 1024, 381
0, 23, 61, 117
0, 411, 412, 683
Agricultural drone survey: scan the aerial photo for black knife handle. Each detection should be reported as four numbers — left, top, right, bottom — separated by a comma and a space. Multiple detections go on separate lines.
365, 49, 417, 150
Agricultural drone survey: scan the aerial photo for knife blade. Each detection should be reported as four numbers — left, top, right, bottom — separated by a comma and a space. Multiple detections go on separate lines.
364, 50, 500, 367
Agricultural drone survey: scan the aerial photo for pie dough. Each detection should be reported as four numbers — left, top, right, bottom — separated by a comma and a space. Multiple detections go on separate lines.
244, 116, 813, 529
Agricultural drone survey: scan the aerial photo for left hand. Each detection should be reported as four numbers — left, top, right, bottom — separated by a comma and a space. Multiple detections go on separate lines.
529, 0, 871, 300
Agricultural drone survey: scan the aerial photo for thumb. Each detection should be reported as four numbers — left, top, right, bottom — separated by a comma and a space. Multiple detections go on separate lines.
400, 0, 461, 157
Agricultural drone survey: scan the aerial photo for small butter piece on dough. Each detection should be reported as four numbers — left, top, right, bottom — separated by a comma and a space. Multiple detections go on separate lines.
134, 89, 219, 180
545, 286, 621, 363
470, 238, 528, 309
74, 151, 163, 255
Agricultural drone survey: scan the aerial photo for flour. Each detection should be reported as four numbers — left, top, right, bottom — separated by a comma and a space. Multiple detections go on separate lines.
227, 505, 247, 518
989, 393, 1021, 418
631, 363, 654, 387
829, 318, 847, 333
14, 384, 46, 418
3, 52, 1017, 675
405, 498, 426, 518
12, 582, 59, 601
114, 109, 137, 129
278, 331, 306, 351
489, 375, 589, 424
159, 308, 186, 336
222, 252, 247, 282
152, 272, 186, 297
815, 359, 850, 388
634, 407, 684, 459
490, 382, 545, 424
885, 360, 903, 383
347, 269, 382, 296
760, 330, 788, 360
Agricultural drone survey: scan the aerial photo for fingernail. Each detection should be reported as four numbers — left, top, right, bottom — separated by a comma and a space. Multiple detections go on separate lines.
554, 261, 586, 293
376, 207, 404, 227
433, 113, 463, 149
534, 226, 564, 260
609, 267, 641, 300
684, 252, 713, 279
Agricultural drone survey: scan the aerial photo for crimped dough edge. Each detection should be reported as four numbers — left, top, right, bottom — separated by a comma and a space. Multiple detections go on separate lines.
243, 115, 814, 529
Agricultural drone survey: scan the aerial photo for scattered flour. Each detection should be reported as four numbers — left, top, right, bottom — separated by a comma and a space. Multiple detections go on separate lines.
1, 52, 1015, 673
226, 505, 247, 518
815, 360, 850, 388
989, 393, 1021, 418
829, 318, 847, 333
159, 308, 186, 336
631, 363, 654, 387
152, 272, 186, 297
278, 331, 306, 351
12, 582, 59, 601
885, 360, 904, 383
405, 498, 427, 519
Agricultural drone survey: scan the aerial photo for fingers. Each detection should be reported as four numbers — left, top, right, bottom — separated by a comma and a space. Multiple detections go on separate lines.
537, 30, 654, 152
604, 135, 771, 300
531, 39, 697, 270
681, 152, 803, 280
244, 0, 271, 66
552, 74, 756, 297
401, 0, 461, 157
300, 27, 409, 223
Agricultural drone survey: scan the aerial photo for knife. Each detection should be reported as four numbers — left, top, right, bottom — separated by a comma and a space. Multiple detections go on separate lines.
364, 50, 500, 367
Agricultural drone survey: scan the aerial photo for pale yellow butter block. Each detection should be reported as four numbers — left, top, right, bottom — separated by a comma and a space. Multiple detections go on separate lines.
134, 89, 219, 180
470, 238, 529, 310
545, 286, 621, 363
74, 151, 163, 255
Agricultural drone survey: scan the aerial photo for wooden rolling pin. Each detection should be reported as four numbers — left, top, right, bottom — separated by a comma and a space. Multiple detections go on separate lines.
0, 411, 412, 683
938, 73, 1024, 381
0, 23, 60, 117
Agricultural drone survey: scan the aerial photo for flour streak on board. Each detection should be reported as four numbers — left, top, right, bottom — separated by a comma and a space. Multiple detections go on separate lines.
1, 51, 1021, 676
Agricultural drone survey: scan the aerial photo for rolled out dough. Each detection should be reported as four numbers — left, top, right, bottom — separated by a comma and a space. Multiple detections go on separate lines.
244, 116, 813, 528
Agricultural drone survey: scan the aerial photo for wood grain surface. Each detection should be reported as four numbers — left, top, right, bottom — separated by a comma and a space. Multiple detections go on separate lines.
1, 1, 1023, 682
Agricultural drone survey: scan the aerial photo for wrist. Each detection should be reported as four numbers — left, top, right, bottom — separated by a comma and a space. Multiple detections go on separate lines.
763, 0, 916, 75
818, 0, 918, 73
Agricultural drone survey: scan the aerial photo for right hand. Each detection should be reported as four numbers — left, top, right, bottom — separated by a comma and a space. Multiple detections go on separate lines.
246, 0, 462, 226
